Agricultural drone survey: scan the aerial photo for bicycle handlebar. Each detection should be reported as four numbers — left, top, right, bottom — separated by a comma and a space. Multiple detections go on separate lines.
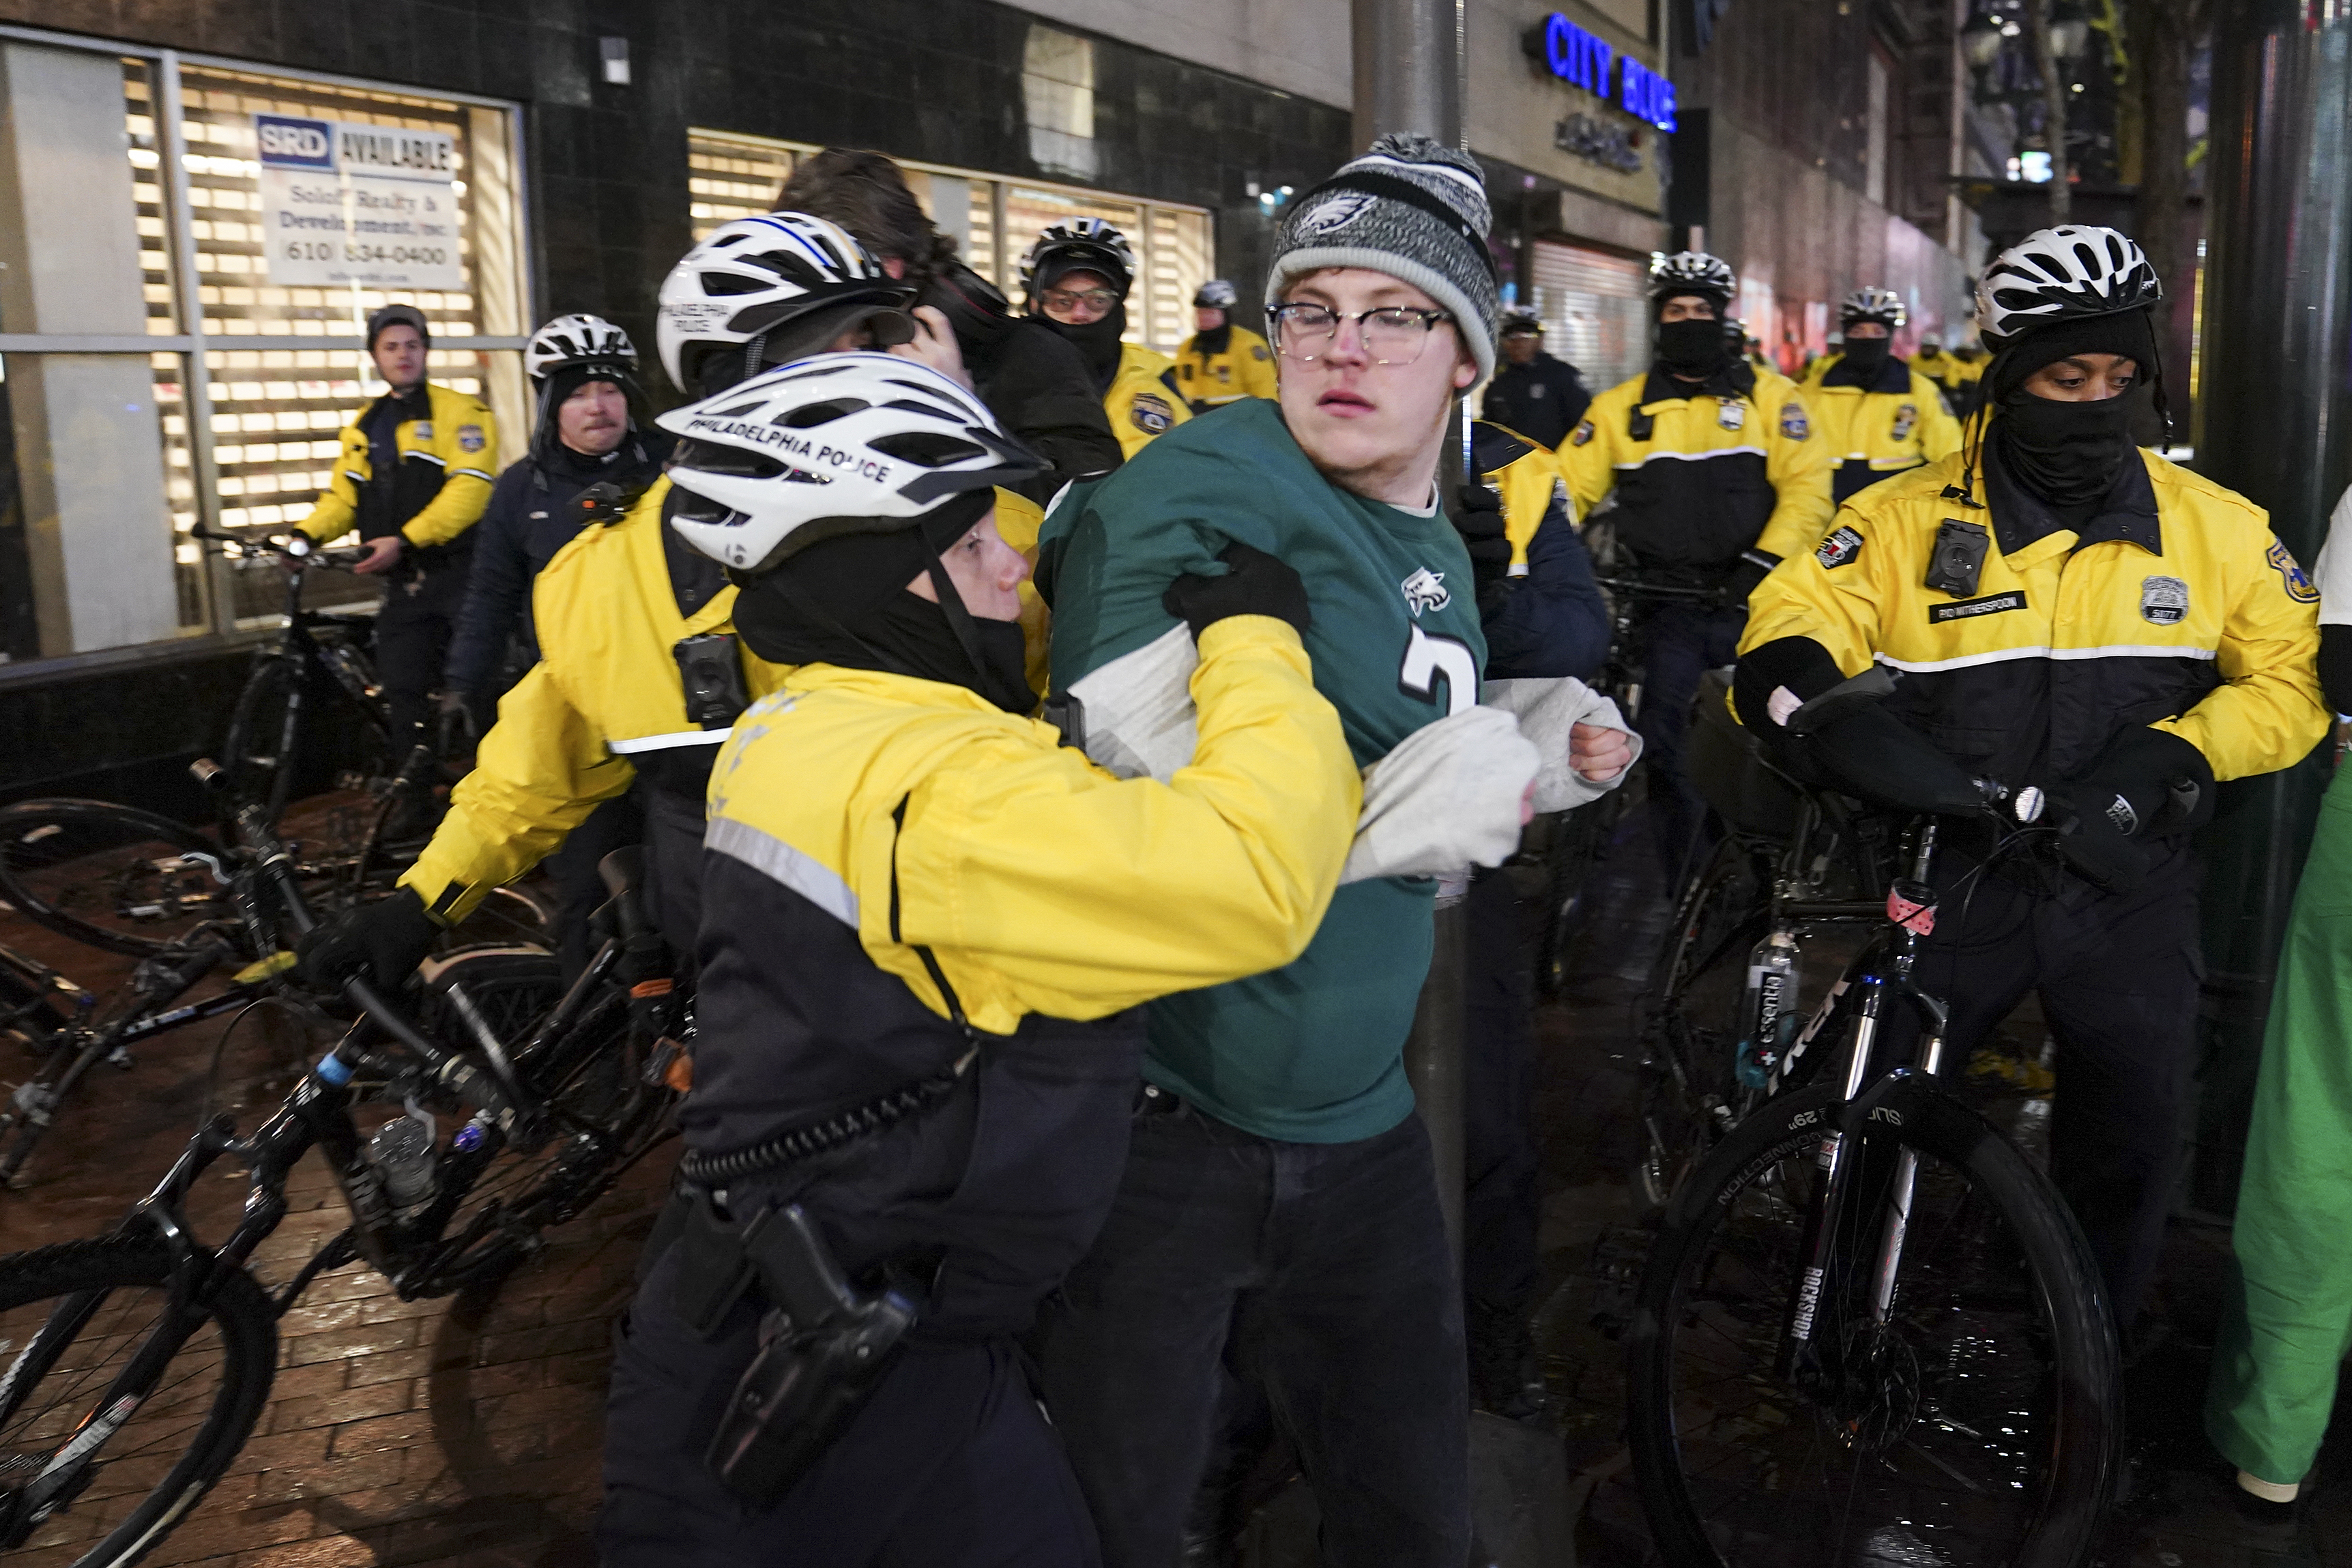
1593, 573, 1726, 603
187, 521, 367, 572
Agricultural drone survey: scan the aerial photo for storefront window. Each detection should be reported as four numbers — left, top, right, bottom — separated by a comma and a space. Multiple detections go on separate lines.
688, 129, 1213, 355
0, 35, 527, 664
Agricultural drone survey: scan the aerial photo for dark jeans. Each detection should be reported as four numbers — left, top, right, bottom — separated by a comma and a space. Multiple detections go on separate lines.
373, 562, 469, 759
545, 786, 645, 982
1464, 866, 1539, 1313
1035, 1101, 1470, 1568
600, 1236, 1101, 1567
1633, 600, 1747, 882
1895, 843, 2202, 1323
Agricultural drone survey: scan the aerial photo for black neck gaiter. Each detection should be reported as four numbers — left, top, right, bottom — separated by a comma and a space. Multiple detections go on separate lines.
729, 514, 1034, 715
1655, 318, 1728, 380
1840, 337, 1891, 378
1193, 322, 1232, 355
1993, 393, 2137, 509
1041, 302, 1129, 390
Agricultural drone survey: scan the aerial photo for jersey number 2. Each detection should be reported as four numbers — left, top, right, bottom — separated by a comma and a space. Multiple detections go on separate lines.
1399, 625, 1478, 716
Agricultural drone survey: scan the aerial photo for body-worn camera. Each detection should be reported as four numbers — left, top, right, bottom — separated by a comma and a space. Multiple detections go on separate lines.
1924, 518, 1991, 598
673, 631, 751, 729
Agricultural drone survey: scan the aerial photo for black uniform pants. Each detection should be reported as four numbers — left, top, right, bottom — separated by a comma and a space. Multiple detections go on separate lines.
1900, 843, 2203, 1324
1634, 601, 1747, 882
544, 787, 646, 983
1464, 867, 1540, 1315
599, 1238, 1101, 1567
1034, 1102, 1470, 1568
372, 562, 469, 759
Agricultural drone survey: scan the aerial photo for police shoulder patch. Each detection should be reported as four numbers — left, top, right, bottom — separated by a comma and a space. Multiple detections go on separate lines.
2269, 540, 2319, 604
1569, 419, 1595, 447
1131, 393, 1174, 436
1250, 344, 1269, 361
1780, 402, 1811, 440
456, 423, 485, 452
1816, 525, 1863, 570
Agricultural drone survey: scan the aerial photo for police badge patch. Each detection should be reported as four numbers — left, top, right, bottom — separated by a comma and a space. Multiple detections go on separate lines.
2269, 540, 2320, 604
1891, 403, 1918, 441
1131, 394, 1174, 436
1569, 419, 1595, 447
1250, 344, 1270, 361
1717, 401, 1745, 431
411, 422, 433, 440
2140, 575, 2189, 625
457, 424, 486, 453
1816, 525, 1863, 569
1780, 403, 1810, 440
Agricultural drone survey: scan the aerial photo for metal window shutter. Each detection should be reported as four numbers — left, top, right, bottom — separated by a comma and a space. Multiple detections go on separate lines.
1527, 242, 1651, 399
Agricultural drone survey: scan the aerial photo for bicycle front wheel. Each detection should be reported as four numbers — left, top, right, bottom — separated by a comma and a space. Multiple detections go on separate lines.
0, 801, 224, 957
1636, 835, 1769, 1213
1626, 1077, 2118, 1568
0, 1236, 277, 1566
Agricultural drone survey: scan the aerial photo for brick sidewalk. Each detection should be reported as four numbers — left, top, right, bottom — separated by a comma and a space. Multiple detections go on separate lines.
3, 907, 669, 1568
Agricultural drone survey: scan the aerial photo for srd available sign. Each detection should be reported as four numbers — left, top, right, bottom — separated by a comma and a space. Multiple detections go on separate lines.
255, 113, 462, 290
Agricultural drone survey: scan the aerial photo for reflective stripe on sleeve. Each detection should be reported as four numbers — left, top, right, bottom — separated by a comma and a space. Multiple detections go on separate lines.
705, 815, 859, 929
607, 728, 734, 755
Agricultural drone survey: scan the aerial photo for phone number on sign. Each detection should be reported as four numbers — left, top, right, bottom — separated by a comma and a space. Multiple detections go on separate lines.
281, 241, 450, 266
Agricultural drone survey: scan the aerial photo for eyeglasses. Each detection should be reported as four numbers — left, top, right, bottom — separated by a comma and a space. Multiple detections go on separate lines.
1041, 287, 1119, 313
1266, 303, 1455, 366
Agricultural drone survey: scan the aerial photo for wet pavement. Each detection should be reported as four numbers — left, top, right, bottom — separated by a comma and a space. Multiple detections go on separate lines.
5, 793, 2351, 1566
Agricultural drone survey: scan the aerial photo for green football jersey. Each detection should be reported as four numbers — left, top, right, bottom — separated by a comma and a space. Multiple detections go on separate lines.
1041, 398, 1487, 1144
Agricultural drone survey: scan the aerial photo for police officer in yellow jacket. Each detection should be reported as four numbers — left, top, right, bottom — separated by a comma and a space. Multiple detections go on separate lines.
592, 355, 1356, 1565
1735, 225, 2327, 1329
297, 304, 497, 754
1557, 251, 1834, 875
1021, 218, 1190, 456
1803, 287, 1964, 504
295, 214, 948, 983
1174, 279, 1279, 414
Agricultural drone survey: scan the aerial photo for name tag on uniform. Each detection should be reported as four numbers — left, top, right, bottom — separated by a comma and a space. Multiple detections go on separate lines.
1928, 590, 2027, 623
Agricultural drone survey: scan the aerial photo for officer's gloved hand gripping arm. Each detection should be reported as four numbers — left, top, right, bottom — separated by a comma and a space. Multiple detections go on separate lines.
886, 546, 1360, 1025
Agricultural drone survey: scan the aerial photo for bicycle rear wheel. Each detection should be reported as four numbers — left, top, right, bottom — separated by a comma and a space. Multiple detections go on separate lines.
0, 801, 223, 958
223, 655, 304, 827
1626, 1077, 2119, 1568
0, 1235, 277, 1566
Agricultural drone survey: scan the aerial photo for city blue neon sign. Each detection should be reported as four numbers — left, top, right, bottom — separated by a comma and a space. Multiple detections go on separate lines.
1539, 13, 1677, 132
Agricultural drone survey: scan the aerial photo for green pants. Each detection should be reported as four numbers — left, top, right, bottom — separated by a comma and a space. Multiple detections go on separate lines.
2207, 759, 2352, 1486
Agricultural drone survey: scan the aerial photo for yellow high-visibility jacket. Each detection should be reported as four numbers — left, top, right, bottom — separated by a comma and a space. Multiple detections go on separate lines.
1558, 363, 1835, 572
704, 615, 1357, 1036
1104, 343, 1192, 459
1478, 421, 1567, 571
1801, 355, 1966, 504
298, 382, 497, 554
401, 480, 1056, 919
1741, 448, 2327, 785
1174, 325, 1279, 413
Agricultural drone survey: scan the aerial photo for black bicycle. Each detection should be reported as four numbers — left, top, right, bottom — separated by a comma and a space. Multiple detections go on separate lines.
1526, 568, 1724, 998
0, 764, 680, 1566
1625, 692, 2119, 1568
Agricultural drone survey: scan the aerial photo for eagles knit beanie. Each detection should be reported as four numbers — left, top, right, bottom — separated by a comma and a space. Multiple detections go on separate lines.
1266, 133, 1500, 379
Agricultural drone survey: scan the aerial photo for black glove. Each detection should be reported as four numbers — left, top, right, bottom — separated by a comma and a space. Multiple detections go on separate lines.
2067, 726, 2216, 841
295, 886, 439, 993
1163, 542, 1312, 639
1726, 548, 1782, 602
1449, 483, 1513, 616
2041, 785, 2149, 895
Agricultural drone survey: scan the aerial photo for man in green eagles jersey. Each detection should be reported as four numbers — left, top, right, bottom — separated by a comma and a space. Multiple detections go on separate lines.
1035, 134, 1631, 1568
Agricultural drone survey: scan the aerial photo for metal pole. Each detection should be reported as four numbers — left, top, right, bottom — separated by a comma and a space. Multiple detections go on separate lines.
1354, 0, 1472, 1262
2187, 0, 2352, 1213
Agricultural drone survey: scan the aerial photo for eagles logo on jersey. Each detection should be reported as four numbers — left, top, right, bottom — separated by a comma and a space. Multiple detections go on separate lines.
1399, 566, 1451, 616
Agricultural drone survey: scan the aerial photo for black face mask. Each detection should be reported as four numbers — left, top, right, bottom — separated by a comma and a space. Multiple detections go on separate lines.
1656, 318, 1728, 379
1040, 302, 1129, 389
1994, 392, 2138, 508
1840, 336, 1891, 376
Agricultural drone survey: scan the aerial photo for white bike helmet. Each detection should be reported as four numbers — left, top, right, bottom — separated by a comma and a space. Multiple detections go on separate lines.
657, 353, 1043, 575
525, 313, 637, 382
1975, 225, 2162, 347
1648, 251, 1735, 305
1194, 278, 1238, 310
1840, 287, 1907, 330
1019, 218, 1137, 302
656, 214, 917, 396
